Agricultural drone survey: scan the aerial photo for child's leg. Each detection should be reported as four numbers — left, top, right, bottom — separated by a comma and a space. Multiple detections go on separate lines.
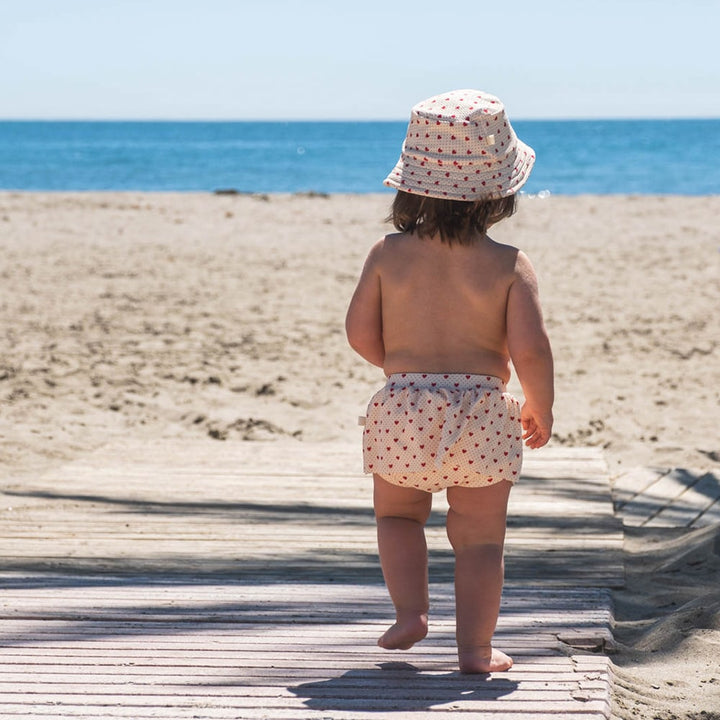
373, 474, 432, 650
446, 481, 513, 673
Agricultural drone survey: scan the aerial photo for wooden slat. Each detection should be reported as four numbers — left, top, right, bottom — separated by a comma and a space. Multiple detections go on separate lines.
612, 466, 720, 528
610, 466, 668, 509
646, 471, 720, 527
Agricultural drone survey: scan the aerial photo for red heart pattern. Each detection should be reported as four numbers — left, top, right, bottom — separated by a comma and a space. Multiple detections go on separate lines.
384, 90, 535, 201
362, 373, 522, 492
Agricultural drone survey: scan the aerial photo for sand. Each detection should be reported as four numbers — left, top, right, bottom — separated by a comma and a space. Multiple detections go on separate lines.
612, 524, 720, 719
1, 191, 719, 717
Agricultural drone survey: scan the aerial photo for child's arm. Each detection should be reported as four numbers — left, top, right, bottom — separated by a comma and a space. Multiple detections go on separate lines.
506, 251, 554, 449
345, 240, 385, 368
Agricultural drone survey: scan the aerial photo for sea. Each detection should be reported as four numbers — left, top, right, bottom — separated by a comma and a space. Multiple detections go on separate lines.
0, 119, 718, 195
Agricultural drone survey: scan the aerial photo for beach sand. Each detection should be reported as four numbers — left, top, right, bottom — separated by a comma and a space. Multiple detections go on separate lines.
1, 192, 719, 717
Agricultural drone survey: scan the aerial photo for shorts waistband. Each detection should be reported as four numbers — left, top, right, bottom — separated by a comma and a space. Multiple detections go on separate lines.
386, 372, 506, 392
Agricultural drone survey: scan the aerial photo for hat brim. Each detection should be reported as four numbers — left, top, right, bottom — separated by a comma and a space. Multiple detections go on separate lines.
384, 139, 535, 201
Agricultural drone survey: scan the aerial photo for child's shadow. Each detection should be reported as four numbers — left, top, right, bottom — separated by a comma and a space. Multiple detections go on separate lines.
290, 661, 518, 712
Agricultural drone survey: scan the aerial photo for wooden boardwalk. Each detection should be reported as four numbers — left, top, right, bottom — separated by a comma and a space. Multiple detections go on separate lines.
0, 440, 622, 719
611, 466, 720, 528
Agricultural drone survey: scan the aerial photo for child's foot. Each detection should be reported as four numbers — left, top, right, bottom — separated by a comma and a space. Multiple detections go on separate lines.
377, 613, 428, 650
458, 645, 513, 674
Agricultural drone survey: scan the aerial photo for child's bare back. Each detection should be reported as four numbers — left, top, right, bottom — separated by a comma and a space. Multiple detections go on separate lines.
373, 231, 518, 380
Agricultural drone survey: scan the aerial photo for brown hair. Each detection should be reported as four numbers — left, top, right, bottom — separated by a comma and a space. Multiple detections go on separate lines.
387, 191, 516, 245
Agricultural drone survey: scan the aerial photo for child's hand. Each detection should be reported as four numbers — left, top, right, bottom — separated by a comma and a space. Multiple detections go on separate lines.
520, 403, 553, 449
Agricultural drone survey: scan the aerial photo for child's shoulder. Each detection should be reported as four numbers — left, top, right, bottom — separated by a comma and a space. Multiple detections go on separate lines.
364, 232, 410, 262
489, 241, 538, 287
483, 236, 528, 269
378, 231, 411, 248
358, 234, 398, 276
485, 236, 519, 255
487, 235, 537, 261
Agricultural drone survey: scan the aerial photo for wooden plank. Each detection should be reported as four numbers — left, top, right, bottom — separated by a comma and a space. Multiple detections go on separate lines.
0, 667, 609, 682
693, 497, 720, 527
617, 468, 719, 527
0, 704, 608, 720
0, 681, 610, 698
610, 467, 668, 509
647, 471, 720, 527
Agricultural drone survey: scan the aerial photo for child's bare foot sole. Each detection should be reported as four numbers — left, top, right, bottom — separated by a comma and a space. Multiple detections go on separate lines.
377, 614, 428, 650
458, 645, 513, 673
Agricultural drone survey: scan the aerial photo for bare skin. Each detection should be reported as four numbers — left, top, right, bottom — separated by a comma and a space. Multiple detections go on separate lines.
346, 227, 554, 672
373, 476, 431, 650
447, 482, 513, 673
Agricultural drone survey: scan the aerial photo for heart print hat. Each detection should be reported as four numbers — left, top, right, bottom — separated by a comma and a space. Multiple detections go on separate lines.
384, 89, 535, 201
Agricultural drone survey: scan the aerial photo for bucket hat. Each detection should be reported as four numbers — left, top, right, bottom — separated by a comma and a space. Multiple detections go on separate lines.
384, 90, 535, 201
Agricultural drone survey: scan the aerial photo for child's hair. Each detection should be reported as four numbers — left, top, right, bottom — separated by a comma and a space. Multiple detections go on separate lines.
387, 191, 516, 245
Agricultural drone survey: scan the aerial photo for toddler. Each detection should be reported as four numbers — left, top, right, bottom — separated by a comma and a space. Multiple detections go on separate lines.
346, 90, 554, 673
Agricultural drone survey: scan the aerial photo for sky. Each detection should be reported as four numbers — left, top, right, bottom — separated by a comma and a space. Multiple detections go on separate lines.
1, 0, 718, 120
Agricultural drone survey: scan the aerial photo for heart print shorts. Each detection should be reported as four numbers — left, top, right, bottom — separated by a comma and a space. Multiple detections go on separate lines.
362, 373, 522, 492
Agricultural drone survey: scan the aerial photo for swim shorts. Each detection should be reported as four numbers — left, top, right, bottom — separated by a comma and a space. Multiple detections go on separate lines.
362, 373, 522, 492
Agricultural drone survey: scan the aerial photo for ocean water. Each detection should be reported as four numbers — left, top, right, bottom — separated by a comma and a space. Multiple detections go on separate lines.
0, 119, 718, 195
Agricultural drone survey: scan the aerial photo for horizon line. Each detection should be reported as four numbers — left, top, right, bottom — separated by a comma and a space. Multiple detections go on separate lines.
1, 115, 719, 123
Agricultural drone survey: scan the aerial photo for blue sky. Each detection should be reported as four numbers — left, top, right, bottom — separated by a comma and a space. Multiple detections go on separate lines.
1, 0, 718, 120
